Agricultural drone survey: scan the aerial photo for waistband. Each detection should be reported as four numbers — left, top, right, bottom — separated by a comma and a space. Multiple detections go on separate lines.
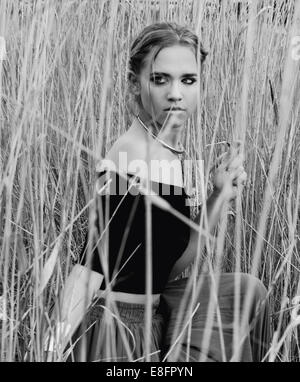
91, 297, 161, 322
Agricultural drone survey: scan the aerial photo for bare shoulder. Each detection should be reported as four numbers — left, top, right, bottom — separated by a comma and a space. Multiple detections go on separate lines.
107, 135, 146, 162
97, 129, 183, 186
102, 133, 147, 174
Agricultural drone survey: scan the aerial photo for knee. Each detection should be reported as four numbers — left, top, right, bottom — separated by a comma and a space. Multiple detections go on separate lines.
237, 273, 268, 303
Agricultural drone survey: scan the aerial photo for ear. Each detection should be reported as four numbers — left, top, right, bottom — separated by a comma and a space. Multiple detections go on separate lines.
128, 72, 141, 96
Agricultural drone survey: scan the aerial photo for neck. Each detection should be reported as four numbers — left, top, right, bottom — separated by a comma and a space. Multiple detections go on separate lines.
137, 111, 183, 148
166, 128, 182, 147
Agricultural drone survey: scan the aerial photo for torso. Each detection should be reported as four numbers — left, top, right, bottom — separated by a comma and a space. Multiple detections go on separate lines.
96, 118, 185, 304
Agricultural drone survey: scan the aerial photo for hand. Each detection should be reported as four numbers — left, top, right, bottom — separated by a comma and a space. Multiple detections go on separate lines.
211, 141, 247, 201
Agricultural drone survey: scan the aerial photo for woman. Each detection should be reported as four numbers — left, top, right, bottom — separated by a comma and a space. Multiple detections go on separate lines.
46, 22, 270, 362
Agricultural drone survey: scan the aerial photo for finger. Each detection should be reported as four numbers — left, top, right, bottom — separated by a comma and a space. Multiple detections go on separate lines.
232, 170, 247, 186
237, 170, 247, 184
210, 151, 230, 172
225, 152, 244, 171
229, 166, 245, 180
220, 143, 244, 169
231, 140, 243, 152
225, 140, 244, 159
210, 141, 244, 172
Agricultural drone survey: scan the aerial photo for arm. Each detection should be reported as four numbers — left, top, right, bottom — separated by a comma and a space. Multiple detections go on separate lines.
169, 142, 247, 281
57, 264, 103, 333
168, 188, 228, 281
45, 264, 103, 357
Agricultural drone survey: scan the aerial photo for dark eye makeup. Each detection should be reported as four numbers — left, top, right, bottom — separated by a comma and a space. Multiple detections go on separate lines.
150, 76, 197, 85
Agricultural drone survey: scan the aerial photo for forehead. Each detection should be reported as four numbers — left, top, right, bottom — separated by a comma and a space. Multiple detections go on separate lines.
143, 45, 198, 75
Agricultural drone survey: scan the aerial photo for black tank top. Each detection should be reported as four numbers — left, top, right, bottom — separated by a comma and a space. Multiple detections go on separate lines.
79, 169, 191, 294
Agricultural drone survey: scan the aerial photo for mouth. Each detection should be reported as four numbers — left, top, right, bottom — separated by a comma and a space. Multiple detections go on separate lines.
164, 108, 185, 112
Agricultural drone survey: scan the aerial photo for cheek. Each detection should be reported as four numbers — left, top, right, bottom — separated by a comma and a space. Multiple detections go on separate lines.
186, 88, 198, 111
141, 85, 164, 109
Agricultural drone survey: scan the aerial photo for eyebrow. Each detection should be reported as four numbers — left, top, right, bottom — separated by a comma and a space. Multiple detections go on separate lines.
150, 72, 198, 77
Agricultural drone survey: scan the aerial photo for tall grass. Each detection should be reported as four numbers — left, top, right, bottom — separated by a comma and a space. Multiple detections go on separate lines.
0, 0, 299, 361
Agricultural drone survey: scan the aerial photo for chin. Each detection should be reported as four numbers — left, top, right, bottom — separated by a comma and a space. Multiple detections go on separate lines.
165, 114, 186, 126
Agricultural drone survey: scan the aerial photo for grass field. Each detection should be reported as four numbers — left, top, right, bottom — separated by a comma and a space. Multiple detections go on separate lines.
0, 0, 299, 361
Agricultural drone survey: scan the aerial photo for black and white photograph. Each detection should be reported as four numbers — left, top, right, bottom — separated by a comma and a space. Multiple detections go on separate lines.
0, 0, 299, 366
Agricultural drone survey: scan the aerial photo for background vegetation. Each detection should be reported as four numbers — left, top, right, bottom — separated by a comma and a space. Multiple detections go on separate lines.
0, 0, 299, 361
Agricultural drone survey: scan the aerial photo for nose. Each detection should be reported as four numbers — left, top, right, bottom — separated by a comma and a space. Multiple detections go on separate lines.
167, 81, 183, 102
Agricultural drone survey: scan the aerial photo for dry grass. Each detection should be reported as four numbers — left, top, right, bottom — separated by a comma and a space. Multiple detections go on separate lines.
0, 0, 299, 361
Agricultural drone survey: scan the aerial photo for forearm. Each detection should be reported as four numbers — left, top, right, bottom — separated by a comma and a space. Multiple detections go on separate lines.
194, 187, 229, 234
168, 188, 230, 281
46, 264, 103, 352
169, 143, 246, 281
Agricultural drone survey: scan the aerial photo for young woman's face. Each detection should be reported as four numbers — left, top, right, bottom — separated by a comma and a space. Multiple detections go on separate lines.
136, 44, 199, 127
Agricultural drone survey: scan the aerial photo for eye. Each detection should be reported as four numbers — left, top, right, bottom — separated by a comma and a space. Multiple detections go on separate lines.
150, 76, 197, 85
183, 78, 197, 85
150, 76, 166, 85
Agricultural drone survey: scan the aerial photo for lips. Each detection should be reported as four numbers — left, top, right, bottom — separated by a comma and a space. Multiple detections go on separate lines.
164, 108, 185, 111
